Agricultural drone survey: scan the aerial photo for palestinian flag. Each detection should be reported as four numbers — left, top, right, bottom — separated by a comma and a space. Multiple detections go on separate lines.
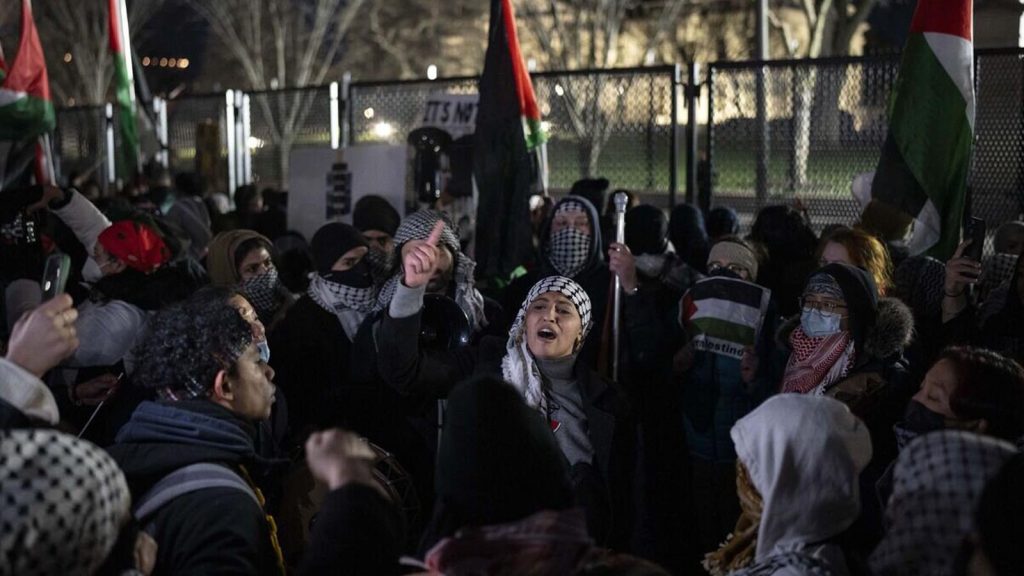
0, 0, 55, 142
109, 0, 140, 176
681, 276, 772, 360
862, 0, 974, 259
474, 0, 547, 282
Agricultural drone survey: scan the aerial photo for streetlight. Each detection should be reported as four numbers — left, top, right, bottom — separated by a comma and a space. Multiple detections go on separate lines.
427, 64, 438, 80
372, 122, 395, 139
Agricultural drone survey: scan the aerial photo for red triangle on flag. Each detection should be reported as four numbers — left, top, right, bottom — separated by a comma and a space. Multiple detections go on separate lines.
2, 0, 51, 102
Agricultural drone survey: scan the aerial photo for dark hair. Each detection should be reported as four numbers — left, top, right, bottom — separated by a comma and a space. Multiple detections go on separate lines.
749, 205, 818, 262
174, 172, 204, 198
233, 237, 273, 270
707, 206, 740, 239
940, 346, 1024, 441
234, 185, 262, 211
132, 291, 253, 397
974, 453, 1024, 576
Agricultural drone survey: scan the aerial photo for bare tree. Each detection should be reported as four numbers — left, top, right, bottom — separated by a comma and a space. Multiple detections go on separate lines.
768, 0, 878, 190
186, 0, 366, 186
36, 0, 165, 106
518, 0, 686, 179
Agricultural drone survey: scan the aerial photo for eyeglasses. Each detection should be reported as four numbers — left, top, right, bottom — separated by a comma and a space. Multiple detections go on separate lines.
798, 297, 848, 314
708, 262, 749, 277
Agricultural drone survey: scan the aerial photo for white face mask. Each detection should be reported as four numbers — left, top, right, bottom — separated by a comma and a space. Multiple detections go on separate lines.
800, 307, 843, 337
82, 257, 104, 283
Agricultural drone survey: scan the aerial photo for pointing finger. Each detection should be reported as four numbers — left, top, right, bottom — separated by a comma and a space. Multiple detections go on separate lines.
425, 220, 445, 248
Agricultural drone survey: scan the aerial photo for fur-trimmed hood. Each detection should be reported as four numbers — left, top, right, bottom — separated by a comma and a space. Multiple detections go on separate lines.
777, 297, 915, 362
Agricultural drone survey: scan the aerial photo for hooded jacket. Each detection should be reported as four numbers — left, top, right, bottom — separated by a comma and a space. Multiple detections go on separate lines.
504, 196, 611, 370
106, 400, 282, 576
731, 395, 872, 575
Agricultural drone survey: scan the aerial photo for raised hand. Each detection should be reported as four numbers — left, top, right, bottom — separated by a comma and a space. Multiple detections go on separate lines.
6, 294, 79, 377
607, 242, 638, 293
401, 220, 445, 289
944, 239, 982, 297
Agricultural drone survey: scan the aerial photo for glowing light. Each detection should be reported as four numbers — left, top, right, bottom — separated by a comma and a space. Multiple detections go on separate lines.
363, 107, 375, 119
554, 84, 564, 96
159, 58, 168, 67
427, 64, 438, 80
540, 121, 552, 132
178, 58, 190, 69
372, 122, 395, 139
142, 56, 151, 66
247, 136, 265, 149
168, 58, 177, 68
63, 52, 72, 63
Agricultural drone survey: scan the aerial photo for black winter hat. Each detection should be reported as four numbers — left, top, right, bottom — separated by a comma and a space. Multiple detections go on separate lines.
569, 178, 610, 216
812, 262, 879, 350
310, 222, 367, 274
625, 204, 668, 256
435, 375, 573, 528
353, 195, 401, 237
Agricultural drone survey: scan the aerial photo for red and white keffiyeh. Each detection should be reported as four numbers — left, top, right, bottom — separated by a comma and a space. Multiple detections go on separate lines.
781, 326, 855, 395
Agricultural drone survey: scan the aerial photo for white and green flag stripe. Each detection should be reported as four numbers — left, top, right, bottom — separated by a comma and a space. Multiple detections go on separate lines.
866, 0, 974, 259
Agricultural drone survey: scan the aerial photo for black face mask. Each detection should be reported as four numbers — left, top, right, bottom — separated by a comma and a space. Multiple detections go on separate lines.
708, 266, 742, 280
902, 399, 946, 433
322, 260, 373, 288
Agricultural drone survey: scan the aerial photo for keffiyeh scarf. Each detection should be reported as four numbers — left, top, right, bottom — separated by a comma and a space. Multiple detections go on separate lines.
502, 276, 593, 412
308, 274, 377, 340
239, 268, 289, 323
781, 326, 855, 395
703, 462, 763, 576
869, 431, 1016, 576
375, 210, 488, 332
0, 429, 131, 576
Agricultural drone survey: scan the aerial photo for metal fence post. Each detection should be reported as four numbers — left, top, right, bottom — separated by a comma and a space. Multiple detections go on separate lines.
669, 64, 680, 207
330, 81, 341, 150
755, 66, 769, 204
706, 65, 716, 210
685, 62, 700, 208
105, 103, 116, 193
154, 96, 169, 168
342, 72, 352, 148
225, 90, 237, 198
240, 92, 252, 186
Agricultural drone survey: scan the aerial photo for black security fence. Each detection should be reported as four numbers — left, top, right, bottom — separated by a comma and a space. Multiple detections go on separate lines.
706, 48, 1024, 235
52, 49, 1022, 235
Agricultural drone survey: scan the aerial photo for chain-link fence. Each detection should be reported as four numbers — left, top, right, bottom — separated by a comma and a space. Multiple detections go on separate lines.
248, 86, 335, 189
54, 106, 108, 185
165, 93, 228, 191
707, 48, 1024, 238
350, 66, 681, 200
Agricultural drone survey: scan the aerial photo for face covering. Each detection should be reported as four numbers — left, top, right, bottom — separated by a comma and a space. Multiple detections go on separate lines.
313, 261, 377, 313
893, 400, 947, 450
256, 340, 271, 363
801, 307, 843, 338
364, 248, 395, 283
547, 228, 591, 278
323, 260, 373, 289
708, 266, 742, 280
239, 268, 281, 321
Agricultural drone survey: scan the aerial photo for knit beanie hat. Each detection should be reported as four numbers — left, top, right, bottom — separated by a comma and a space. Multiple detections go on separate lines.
311, 222, 368, 275
625, 205, 668, 256
708, 239, 759, 280
436, 375, 574, 528
353, 195, 401, 237
98, 220, 171, 274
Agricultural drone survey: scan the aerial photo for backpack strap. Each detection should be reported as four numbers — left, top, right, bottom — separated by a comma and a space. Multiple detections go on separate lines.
134, 462, 259, 523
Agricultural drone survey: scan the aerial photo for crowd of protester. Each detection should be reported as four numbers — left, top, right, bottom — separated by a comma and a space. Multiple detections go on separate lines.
1, 168, 1023, 575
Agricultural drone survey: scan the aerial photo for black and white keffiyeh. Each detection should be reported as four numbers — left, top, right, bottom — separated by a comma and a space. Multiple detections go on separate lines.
545, 200, 594, 278
308, 273, 377, 340
239, 267, 290, 322
375, 210, 487, 332
1, 429, 130, 576
869, 430, 1016, 576
502, 276, 593, 411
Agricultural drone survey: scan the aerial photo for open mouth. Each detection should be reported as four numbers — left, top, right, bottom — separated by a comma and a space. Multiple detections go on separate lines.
537, 327, 558, 341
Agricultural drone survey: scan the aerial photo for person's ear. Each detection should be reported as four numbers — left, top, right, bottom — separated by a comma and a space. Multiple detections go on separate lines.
212, 369, 234, 402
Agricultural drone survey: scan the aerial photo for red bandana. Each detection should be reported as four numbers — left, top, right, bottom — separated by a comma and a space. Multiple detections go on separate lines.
98, 220, 170, 274
781, 326, 854, 394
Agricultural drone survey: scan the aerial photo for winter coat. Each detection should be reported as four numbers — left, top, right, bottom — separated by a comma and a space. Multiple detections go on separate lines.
0, 357, 59, 429
376, 307, 638, 550
729, 395, 872, 576
106, 400, 283, 576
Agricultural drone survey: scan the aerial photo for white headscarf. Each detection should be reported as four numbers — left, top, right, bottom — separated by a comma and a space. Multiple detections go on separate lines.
501, 276, 593, 412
